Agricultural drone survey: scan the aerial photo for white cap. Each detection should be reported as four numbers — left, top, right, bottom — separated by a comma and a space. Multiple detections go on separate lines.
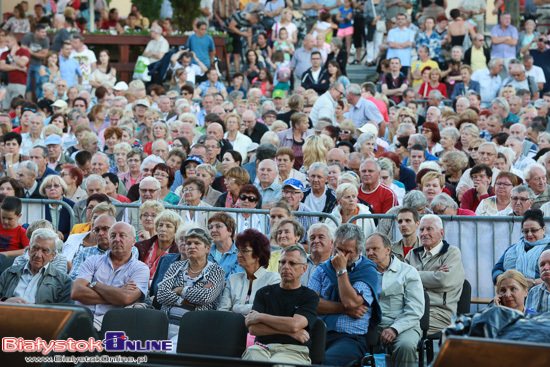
114, 81, 129, 91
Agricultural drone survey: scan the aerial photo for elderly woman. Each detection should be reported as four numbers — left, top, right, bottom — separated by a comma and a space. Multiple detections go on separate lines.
224, 113, 253, 159
328, 162, 345, 191
419, 171, 445, 206
207, 212, 244, 280
110, 142, 132, 175
421, 122, 443, 156
495, 148, 524, 178
431, 193, 476, 216
40, 175, 75, 241
326, 182, 376, 238
233, 184, 265, 234
218, 229, 281, 314
476, 172, 518, 216
518, 19, 540, 55
356, 133, 379, 160
450, 65, 481, 100
214, 167, 250, 208
267, 219, 305, 272
537, 132, 550, 151
119, 148, 147, 192
157, 228, 225, 340
179, 177, 212, 229
492, 209, 550, 287
194, 164, 222, 206
152, 163, 179, 205
136, 201, 165, 242
136, 210, 183, 281
493, 270, 536, 314
441, 150, 469, 190
460, 123, 480, 154
437, 127, 460, 158
144, 121, 170, 155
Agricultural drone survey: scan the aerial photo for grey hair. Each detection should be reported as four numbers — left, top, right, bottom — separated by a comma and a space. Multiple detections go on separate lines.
506, 135, 523, 144
141, 155, 165, 172
139, 176, 161, 190
367, 232, 392, 248
427, 106, 441, 116
31, 112, 45, 124
85, 174, 106, 188
345, 83, 362, 96
308, 223, 335, 242
337, 172, 361, 188
456, 97, 470, 107
410, 133, 429, 149
396, 123, 416, 136
378, 158, 394, 177
441, 127, 460, 142
511, 123, 526, 133
152, 139, 169, 150
196, 163, 217, 178
524, 163, 547, 180
258, 158, 279, 173
19, 160, 39, 177
480, 142, 498, 154
430, 193, 458, 210
403, 191, 428, 208
42, 82, 55, 92
451, 45, 464, 54
92, 151, 109, 163
308, 162, 329, 177
356, 132, 376, 149
428, 90, 443, 100
488, 58, 503, 69
334, 223, 366, 257
281, 245, 307, 263
498, 146, 516, 164
492, 97, 510, 113
510, 63, 526, 72
335, 182, 358, 201
419, 161, 442, 173
330, 36, 343, 49
361, 158, 381, 171
511, 185, 535, 200
30, 228, 59, 249
420, 214, 444, 230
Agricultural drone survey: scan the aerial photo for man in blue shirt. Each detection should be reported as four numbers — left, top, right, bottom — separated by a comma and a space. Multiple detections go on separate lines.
386, 13, 415, 75
186, 21, 215, 69
490, 12, 518, 63
59, 42, 82, 87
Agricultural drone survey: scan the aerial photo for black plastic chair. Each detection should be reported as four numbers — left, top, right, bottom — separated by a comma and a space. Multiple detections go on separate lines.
99, 308, 169, 342
309, 318, 327, 365
0, 253, 15, 275
177, 310, 248, 357
418, 292, 431, 367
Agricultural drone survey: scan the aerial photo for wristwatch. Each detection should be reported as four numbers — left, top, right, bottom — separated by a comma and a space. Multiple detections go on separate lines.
89, 281, 97, 289
337, 269, 348, 277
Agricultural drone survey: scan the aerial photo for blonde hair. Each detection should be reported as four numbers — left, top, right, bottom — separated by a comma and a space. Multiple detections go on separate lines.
420, 171, 445, 190
339, 119, 356, 136
139, 201, 165, 217
335, 182, 358, 201
303, 135, 328, 170
154, 210, 184, 232
270, 120, 288, 131
496, 269, 529, 292
224, 113, 242, 130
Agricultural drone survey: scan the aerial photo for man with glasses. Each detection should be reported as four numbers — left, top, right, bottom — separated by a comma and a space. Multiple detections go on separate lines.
457, 142, 501, 195
503, 64, 539, 99
301, 51, 330, 95
0, 228, 72, 304
525, 250, 550, 313
255, 159, 282, 209
309, 223, 381, 366
497, 186, 535, 216
281, 179, 318, 239
464, 33, 491, 72
242, 245, 319, 364
524, 164, 550, 210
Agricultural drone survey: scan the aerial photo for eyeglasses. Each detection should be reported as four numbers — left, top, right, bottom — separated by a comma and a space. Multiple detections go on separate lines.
182, 187, 197, 193
511, 196, 530, 202
495, 181, 513, 187
340, 130, 351, 135
522, 228, 543, 235
237, 248, 253, 254
128, 158, 141, 163
139, 188, 159, 193
141, 213, 157, 219
432, 206, 448, 215
44, 184, 61, 190
239, 194, 258, 202
154, 172, 169, 179
278, 260, 306, 267
208, 223, 225, 231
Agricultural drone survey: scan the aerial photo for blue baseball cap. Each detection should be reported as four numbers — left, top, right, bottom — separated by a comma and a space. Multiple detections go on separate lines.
44, 134, 62, 146
282, 178, 304, 192
184, 155, 204, 166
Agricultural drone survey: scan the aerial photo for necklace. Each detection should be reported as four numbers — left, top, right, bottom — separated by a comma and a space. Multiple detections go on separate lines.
188, 264, 205, 274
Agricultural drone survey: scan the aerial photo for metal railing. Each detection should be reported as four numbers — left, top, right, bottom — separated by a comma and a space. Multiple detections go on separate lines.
21, 198, 77, 232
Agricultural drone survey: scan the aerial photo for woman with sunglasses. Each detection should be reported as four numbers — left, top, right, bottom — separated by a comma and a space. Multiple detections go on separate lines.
178, 177, 212, 230
39, 175, 75, 241
233, 184, 264, 234
157, 227, 225, 341
493, 209, 550, 290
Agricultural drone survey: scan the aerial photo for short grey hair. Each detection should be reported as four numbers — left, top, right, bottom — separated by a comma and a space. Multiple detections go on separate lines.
42, 82, 55, 92
492, 97, 510, 113
141, 155, 165, 172
196, 163, 217, 178
498, 146, 516, 164
334, 223, 366, 257
420, 214, 444, 231
85, 174, 106, 188
337, 172, 361, 188
361, 158, 381, 172
30, 228, 59, 250
152, 139, 169, 150
429, 90, 443, 101
441, 127, 460, 142
480, 142, 498, 154
139, 176, 161, 190
308, 223, 334, 242
345, 83, 362, 96
427, 106, 441, 116
335, 182, 358, 201
456, 97, 470, 107
367, 232, 391, 248
403, 191, 428, 208
356, 132, 376, 149
92, 151, 109, 163
281, 245, 307, 263
410, 133, 428, 150
430, 193, 458, 210
511, 185, 535, 200
524, 163, 546, 181
488, 58, 502, 69
308, 162, 329, 177
19, 160, 39, 177
397, 123, 416, 136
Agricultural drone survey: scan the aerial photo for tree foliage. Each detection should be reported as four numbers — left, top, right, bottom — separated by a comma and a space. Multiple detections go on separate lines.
131, 0, 163, 22
171, 0, 202, 31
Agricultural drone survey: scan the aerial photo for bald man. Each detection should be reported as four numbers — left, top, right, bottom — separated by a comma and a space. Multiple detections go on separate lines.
326, 148, 348, 167
243, 110, 269, 144
206, 122, 232, 158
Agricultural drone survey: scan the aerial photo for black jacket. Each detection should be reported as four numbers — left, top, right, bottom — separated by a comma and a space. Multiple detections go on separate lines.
464, 46, 491, 67
301, 67, 331, 95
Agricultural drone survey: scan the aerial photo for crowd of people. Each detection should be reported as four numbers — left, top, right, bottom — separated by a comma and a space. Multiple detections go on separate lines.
1, 0, 550, 366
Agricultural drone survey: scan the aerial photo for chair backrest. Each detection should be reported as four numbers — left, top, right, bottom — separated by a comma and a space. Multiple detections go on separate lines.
99, 308, 169, 342
309, 318, 327, 365
0, 254, 15, 275
457, 280, 471, 316
421, 292, 430, 335
177, 310, 248, 357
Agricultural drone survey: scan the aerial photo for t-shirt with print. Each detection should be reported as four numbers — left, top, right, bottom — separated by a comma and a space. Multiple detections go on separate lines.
0, 222, 29, 253
71, 48, 97, 85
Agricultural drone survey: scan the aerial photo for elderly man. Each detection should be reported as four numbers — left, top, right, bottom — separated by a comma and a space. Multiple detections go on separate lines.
505, 136, 536, 172
464, 33, 491, 72
509, 122, 537, 158
472, 58, 503, 107
124, 177, 162, 230
457, 142, 500, 195
358, 159, 398, 214
242, 245, 319, 364
525, 250, 550, 313
243, 109, 269, 144
73, 175, 124, 223
157, 95, 177, 121
431, 193, 476, 216
45, 135, 74, 172
392, 207, 421, 261
29, 146, 57, 184
290, 34, 317, 82
281, 179, 318, 239
0, 228, 72, 304
503, 64, 539, 99
405, 215, 465, 335
492, 97, 520, 124
17, 161, 44, 199
346, 84, 385, 136
128, 155, 165, 200
301, 223, 333, 286
309, 82, 344, 127
71, 222, 149, 329
365, 232, 424, 367
309, 224, 382, 366
197, 93, 215, 127
498, 186, 535, 216
326, 148, 348, 168
302, 163, 337, 214
425, 106, 441, 124
524, 164, 550, 210
255, 159, 282, 209
206, 122, 233, 157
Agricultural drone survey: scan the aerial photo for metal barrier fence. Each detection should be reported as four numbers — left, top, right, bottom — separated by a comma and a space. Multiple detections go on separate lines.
21, 198, 76, 233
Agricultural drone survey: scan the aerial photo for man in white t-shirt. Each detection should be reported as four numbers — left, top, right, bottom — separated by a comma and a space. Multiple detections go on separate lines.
70, 34, 97, 86
523, 54, 546, 93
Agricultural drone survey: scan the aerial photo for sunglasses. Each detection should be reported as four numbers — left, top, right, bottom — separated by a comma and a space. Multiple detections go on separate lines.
239, 194, 258, 202
187, 228, 207, 236
340, 130, 351, 135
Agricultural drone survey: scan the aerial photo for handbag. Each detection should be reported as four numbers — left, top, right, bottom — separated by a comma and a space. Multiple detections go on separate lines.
133, 55, 151, 82
371, 1, 387, 34
462, 20, 472, 50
